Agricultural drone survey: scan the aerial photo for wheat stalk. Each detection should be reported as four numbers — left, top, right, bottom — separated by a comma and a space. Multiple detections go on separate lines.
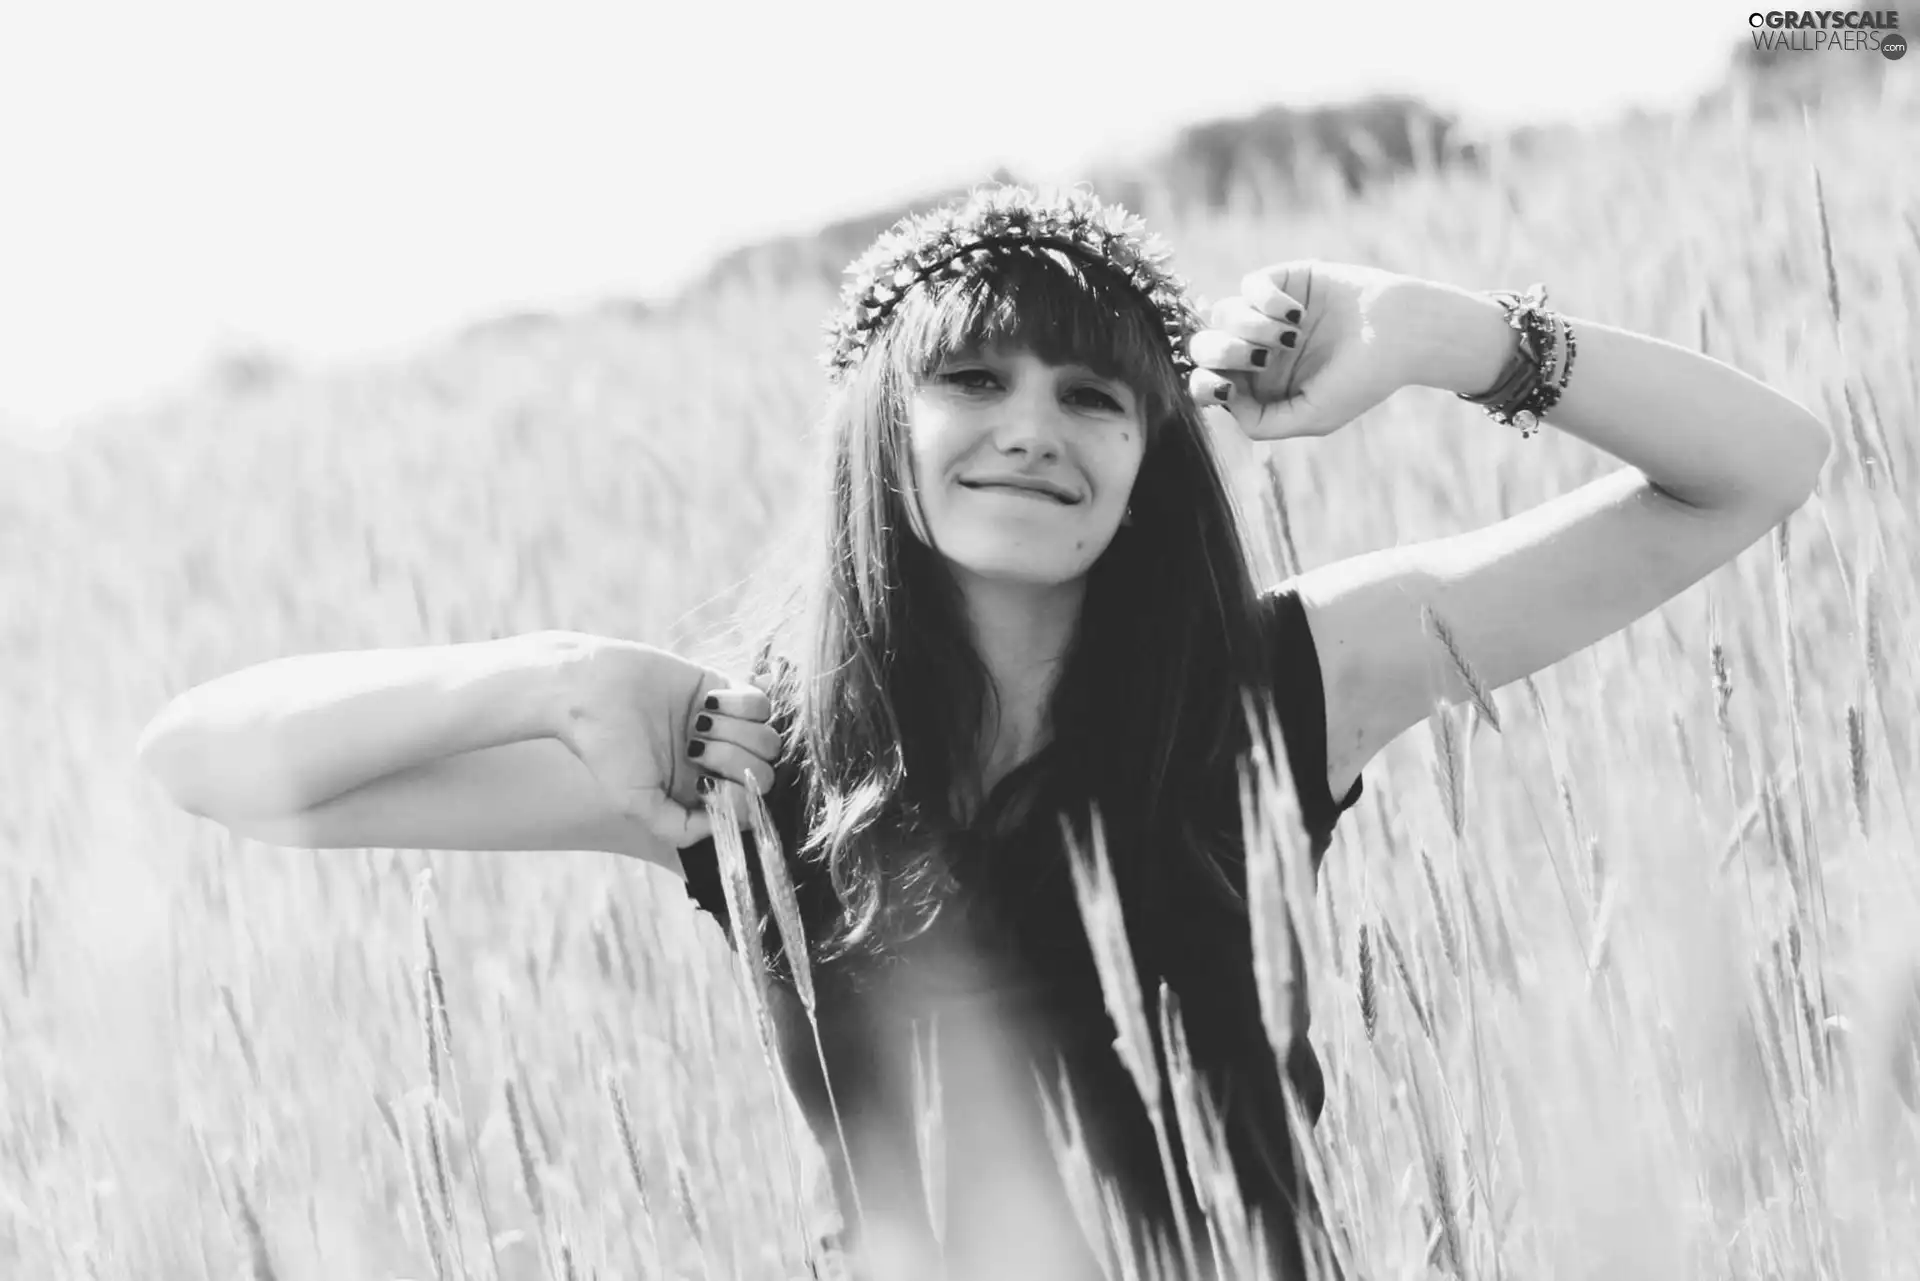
1378, 917, 1435, 1045
1239, 757, 1300, 1071
1237, 686, 1322, 1073
662, 1116, 715, 1280
743, 776, 815, 1014
1036, 1060, 1126, 1281
605, 1070, 668, 1278
1273, 1082, 1354, 1281
217, 984, 261, 1087
1669, 710, 1703, 807
1421, 603, 1501, 733
1808, 147, 1898, 495
1420, 846, 1461, 979
403, 1108, 451, 1281
1809, 154, 1842, 335
1854, 560, 1918, 841
421, 1096, 454, 1229
410, 869, 501, 1281
1157, 979, 1254, 1280
1356, 922, 1378, 1042
705, 784, 858, 1252
1772, 522, 1834, 1057
1319, 859, 1346, 981
1396, 1038, 1466, 1279
1095, 1175, 1148, 1281
1262, 457, 1302, 582
1521, 676, 1598, 948
228, 1169, 282, 1281
1426, 704, 1467, 844
1846, 704, 1870, 838
1060, 807, 1200, 1281
505, 1077, 557, 1277
1708, 596, 1739, 795
907, 1013, 947, 1252
709, 782, 863, 1259
1583, 877, 1619, 994
1859, 562, 1883, 694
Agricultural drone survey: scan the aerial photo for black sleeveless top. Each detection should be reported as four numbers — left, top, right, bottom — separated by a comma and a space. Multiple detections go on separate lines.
677, 585, 1364, 1278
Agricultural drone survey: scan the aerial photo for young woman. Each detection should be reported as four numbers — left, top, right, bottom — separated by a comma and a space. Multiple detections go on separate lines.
138, 184, 1829, 1280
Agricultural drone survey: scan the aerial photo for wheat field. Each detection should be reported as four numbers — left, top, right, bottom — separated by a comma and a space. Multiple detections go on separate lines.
5, 92, 1919, 1279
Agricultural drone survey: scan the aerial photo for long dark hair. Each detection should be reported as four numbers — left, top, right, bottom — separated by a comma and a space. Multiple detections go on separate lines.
710, 237, 1279, 985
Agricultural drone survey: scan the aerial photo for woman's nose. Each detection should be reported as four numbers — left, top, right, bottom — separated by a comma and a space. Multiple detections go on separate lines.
990, 388, 1070, 456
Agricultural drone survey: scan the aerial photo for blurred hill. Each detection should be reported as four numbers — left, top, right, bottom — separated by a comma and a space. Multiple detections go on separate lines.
3, 28, 1904, 469
674, 95, 1482, 304
667, 35, 1906, 309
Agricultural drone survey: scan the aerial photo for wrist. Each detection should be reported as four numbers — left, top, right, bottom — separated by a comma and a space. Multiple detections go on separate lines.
1398, 281, 1523, 396
500, 629, 595, 740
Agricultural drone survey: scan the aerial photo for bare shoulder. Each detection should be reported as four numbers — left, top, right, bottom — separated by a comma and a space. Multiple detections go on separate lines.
228, 736, 687, 875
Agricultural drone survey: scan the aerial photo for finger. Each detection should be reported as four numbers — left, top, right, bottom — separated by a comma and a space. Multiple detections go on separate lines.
697, 774, 772, 832
688, 736, 778, 794
1188, 325, 1294, 373
1204, 296, 1293, 347
1240, 268, 1309, 324
1190, 370, 1264, 440
1187, 366, 1247, 408
698, 678, 774, 723
690, 708, 783, 763
643, 795, 712, 849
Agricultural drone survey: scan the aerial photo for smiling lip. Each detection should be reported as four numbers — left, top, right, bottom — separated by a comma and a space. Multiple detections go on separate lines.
959, 480, 1079, 505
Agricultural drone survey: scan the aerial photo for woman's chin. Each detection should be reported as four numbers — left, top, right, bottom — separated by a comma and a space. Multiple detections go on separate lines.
943, 544, 1105, 588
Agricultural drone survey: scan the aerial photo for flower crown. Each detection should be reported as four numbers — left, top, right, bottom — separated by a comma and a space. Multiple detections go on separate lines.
820, 182, 1205, 384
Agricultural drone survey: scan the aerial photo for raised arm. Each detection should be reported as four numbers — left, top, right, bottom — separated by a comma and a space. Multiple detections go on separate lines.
134, 631, 781, 863
1296, 284, 1830, 791
136, 632, 577, 822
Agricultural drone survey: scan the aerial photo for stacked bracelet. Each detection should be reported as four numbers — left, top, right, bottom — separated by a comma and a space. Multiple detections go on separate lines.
1456, 282, 1578, 439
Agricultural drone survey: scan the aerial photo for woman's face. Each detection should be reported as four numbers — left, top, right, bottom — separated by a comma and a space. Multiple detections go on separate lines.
904, 338, 1146, 587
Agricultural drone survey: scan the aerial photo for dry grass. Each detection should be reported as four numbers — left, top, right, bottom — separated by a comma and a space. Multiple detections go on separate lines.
5, 92, 1920, 1278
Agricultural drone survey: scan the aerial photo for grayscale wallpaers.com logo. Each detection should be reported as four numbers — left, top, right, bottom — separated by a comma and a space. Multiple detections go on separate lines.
1749, 10, 1906, 58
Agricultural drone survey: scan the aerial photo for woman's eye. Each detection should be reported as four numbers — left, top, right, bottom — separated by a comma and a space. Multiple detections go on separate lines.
941, 370, 1123, 411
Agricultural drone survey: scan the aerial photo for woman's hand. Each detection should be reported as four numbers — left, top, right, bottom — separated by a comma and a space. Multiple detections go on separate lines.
1187, 261, 1432, 441
548, 635, 783, 850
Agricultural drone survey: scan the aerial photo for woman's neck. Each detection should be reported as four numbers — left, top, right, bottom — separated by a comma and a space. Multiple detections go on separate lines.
962, 584, 1077, 782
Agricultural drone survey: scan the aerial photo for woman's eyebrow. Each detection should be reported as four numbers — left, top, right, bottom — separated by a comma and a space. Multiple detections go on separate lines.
936, 349, 1128, 390
1070, 363, 1133, 394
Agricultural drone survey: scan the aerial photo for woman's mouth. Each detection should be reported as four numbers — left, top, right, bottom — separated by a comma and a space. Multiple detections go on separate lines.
959, 481, 1078, 506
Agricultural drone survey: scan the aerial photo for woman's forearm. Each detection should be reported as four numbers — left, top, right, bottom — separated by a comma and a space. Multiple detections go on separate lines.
136, 631, 577, 823
1400, 280, 1831, 512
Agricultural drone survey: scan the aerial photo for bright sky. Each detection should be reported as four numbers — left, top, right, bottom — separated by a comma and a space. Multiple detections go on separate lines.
1, 0, 1739, 439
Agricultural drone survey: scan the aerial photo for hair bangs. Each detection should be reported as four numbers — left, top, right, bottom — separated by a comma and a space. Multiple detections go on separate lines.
883, 245, 1185, 430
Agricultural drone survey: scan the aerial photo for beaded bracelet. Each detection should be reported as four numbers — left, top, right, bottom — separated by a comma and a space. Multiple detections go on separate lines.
1457, 282, 1577, 439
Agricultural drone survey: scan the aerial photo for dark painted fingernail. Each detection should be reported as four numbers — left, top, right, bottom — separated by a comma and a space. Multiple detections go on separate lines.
1215, 383, 1232, 401
1284, 308, 1302, 324
687, 739, 705, 758
1280, 331, 1297, 348
1249, 348, 1269, 368
695, 714, 713, 732
697, 775, 714, 794
703, 694, 719, 710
